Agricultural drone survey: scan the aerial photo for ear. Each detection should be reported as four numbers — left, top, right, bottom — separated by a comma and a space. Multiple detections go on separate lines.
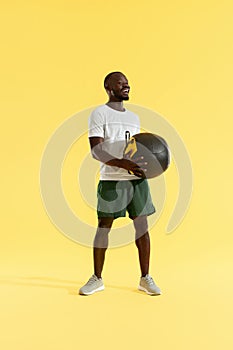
106, 89, 111, 97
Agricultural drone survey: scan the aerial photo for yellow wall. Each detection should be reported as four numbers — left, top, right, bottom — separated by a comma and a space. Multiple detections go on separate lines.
1, 1, 232, 349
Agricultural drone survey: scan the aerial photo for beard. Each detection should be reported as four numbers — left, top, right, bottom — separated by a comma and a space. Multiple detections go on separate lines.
112, 89, 129, 101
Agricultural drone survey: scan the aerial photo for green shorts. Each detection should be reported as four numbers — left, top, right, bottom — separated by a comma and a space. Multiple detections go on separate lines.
97, 179, 156, 219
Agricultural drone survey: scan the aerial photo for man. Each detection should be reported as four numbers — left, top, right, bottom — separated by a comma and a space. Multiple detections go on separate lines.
79, 72, 161, 296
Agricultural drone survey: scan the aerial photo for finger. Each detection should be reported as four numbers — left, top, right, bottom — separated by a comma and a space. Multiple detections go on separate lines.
136, 162, 148, 167
133, 156, 144, 162
132, 167, 147, 173
124, 150, 133, 158
131, 168, 147, 178
135, 171, 146, 178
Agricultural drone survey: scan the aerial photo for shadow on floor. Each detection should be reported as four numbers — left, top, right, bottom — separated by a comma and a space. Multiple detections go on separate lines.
0, 275, 138, 295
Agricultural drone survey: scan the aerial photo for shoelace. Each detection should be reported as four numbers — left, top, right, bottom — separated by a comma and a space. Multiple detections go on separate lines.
87, 275, 99, 285
144, 275, 154, 285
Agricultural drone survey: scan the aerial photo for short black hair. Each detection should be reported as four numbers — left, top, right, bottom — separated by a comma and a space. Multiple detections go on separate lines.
104, 71, 125, 89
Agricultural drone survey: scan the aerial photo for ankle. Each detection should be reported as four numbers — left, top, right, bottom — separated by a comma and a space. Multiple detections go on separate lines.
141, 273, 149, 278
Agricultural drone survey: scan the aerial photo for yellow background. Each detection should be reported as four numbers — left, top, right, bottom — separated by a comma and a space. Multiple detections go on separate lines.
1, 1, 233, 349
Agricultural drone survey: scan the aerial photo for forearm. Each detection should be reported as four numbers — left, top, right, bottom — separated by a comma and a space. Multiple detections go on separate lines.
90, 140, 145, 177
91, 146, 123, 168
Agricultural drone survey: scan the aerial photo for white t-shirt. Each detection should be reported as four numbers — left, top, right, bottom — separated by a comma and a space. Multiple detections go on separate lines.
88, 104, 140, 180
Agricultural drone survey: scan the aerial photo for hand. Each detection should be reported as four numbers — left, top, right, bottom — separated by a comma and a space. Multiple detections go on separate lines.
118, 154, 148, 178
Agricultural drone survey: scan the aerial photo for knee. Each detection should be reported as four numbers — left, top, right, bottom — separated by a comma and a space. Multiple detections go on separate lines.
94, 232, 108, 248
133, 216, 148, 239
94, 218, 113, 244
94, 219, 113, 249
98, 218, 114, 229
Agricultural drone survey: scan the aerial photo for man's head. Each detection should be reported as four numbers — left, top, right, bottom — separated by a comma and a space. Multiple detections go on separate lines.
104, 71, 130, 101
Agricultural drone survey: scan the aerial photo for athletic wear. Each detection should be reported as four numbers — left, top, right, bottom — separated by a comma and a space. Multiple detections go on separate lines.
79, 275, 104, 295
88, 104, 140, 180
138, 274, 161, 295
82, 104, 158, 297
97, 179, 155, 219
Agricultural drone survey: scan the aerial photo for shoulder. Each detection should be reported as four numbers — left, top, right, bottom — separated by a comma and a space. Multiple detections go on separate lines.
89, 105, 108, 123
124, 108, 140, 123
125, 108, 139, 117
90, 104, 108, 115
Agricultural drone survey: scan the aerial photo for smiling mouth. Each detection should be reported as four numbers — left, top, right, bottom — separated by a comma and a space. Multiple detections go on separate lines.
122, 88, 130, 93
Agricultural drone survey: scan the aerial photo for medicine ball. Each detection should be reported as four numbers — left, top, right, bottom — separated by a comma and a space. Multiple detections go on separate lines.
123, 133, 170, 178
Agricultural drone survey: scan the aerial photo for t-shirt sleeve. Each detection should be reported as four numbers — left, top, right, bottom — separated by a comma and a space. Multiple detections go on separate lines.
88, 109, 105, 138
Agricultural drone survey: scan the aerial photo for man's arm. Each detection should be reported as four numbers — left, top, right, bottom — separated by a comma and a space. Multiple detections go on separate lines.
89, 137, 146, 178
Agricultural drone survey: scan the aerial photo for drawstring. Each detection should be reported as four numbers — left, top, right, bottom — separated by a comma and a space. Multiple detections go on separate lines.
125, 130, 130, 147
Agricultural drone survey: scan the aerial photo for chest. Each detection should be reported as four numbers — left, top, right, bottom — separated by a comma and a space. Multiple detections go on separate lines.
103, 114, 139, 140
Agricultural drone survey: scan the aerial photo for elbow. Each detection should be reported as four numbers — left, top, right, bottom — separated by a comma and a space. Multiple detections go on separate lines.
91, 148, 100, 161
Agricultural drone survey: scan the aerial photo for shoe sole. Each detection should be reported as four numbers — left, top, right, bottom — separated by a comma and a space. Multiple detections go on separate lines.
79, 285, 105, 296
138, 285, 161, 296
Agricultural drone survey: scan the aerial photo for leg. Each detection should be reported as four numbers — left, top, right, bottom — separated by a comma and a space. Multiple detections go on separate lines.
132, 215, 150, 277
93, 217, 114, 278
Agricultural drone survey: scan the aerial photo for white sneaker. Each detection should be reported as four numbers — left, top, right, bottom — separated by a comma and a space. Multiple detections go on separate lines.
138, 274, 161, 295
79, 275, 104, 295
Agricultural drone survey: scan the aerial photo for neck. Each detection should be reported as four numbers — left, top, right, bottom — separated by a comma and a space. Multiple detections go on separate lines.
106, 101, 125, 112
